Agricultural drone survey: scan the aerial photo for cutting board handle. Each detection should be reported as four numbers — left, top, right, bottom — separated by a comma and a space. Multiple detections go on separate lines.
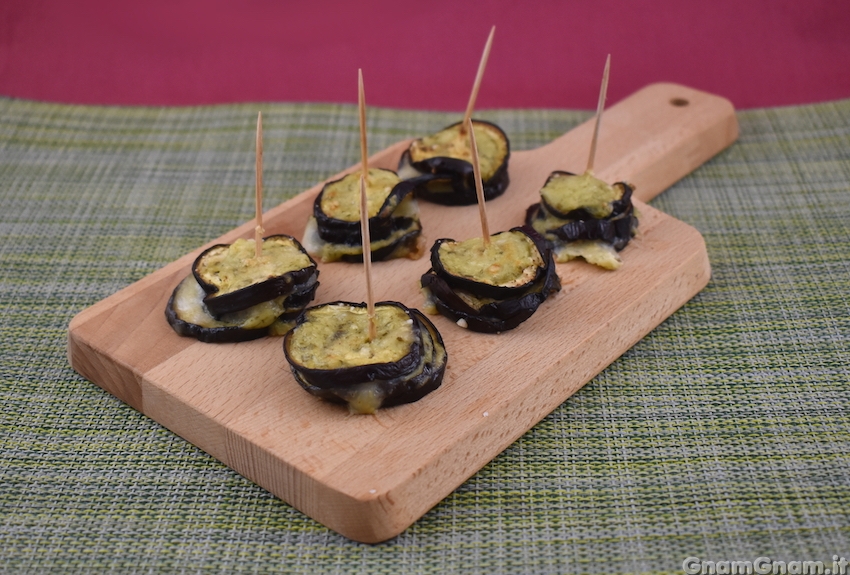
510, 82, 739, 204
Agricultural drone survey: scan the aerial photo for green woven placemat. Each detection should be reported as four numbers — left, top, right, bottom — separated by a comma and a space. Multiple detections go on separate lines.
1, 96, 848, 575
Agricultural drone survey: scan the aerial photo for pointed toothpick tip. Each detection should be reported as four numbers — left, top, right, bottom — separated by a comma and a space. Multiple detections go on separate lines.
254, 110, 264, 258
358, 69, 369, 182
461, 25, 496, 133
586, 54, 611, 175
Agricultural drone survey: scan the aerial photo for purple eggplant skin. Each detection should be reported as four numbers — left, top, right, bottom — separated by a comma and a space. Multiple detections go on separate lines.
193, 234, 319, 317
283, 301, 425, 389
525, 202, 638, 252
399, 120, 510, 206
314, 178, 419, 244
290, 308, 447, 410
165, 278, 271, 344
420, 247, 561, 333
550, 204, 636, 251
429, 226, 550, 300
273, 278, 320, 321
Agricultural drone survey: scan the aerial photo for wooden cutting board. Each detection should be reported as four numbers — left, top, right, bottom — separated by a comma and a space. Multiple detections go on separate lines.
68, 83, 738, 543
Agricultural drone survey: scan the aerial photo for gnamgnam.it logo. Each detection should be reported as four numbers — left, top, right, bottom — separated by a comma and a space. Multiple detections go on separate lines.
683, 556, 848, 575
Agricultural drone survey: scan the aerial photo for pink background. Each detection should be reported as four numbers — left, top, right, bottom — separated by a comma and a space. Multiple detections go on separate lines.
2, 0, 849, 110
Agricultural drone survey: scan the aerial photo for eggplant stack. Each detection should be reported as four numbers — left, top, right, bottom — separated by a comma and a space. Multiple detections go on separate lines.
397, 120, 510, 206
302, 168, 423, 262
525, 171, 638, 270
284, 301, 448, 414
166, 234, 320, 343
420, 227, 560, 333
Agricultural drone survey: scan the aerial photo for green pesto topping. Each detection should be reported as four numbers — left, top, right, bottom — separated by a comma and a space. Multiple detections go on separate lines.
409, 122, 507, 181
196, 237, 313, 294
319, 168, 401, 222
288, 304, 415, 369
437, 230, 543, 287
540, 171, 621, 218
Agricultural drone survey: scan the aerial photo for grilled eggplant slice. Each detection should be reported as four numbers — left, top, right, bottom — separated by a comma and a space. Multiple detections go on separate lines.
526, 171, 638, 270
303, 169, 423, 263
166, 274, 311, 343
420, 226, 560, 333
193, 234, 318, 316
421, 248, 560, 333
397, 120, 510, 205
429, 228, 549, 300
283, 301, 447, 414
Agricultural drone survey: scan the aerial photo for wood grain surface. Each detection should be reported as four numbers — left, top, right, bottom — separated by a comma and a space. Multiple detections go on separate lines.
68, 83, 738, 543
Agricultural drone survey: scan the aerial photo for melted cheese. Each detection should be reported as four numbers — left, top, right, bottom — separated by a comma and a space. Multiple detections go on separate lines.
172, 275, 284, 329
419, 286, 438, 315
344, 382, 386, 415
553, 239, 623, 270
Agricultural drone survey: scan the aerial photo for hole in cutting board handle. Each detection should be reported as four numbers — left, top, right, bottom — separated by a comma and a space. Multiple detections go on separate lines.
670, 97, 690, 107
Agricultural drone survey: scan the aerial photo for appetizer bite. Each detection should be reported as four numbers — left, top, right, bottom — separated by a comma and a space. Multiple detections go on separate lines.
420, 119, 560, 333
420, 226, 560, 333
301, 167, 423, 262
166, 113, 320, 342
286, 71, 447, 414
303, 69, 423, 262
525, 171, 637, 270
525, 55, 638, 270
397, 119, 510, 205
166, 236, 319, 343
397, 27, 511, 206
284, 301, 447, 414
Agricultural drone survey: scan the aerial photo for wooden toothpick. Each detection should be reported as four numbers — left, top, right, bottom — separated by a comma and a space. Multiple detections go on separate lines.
357, 70, 376, 340
358, 69, 369, 183
254, 111, 264, 258
359, 173, 376, 341
461, 26, 495, 134
468, 118, 490, 245
586, 54, 610, 174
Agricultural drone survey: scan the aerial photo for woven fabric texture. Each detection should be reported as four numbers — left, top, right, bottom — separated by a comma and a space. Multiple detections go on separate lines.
1, 96, 848, 574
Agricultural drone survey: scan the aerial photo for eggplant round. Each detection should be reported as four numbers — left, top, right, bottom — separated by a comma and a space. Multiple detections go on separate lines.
526, 171, 638, 269
283, 301, 447, 414
314, 170, 418, 242
193, 234, 318, 316
538, 171, 633, 220
397, 120, 510, 205
304, 169, 424, 263
420, 226, 560, 333
429, 227, 550, 300
285, 302, 423, 385
420, 246, 561, 333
